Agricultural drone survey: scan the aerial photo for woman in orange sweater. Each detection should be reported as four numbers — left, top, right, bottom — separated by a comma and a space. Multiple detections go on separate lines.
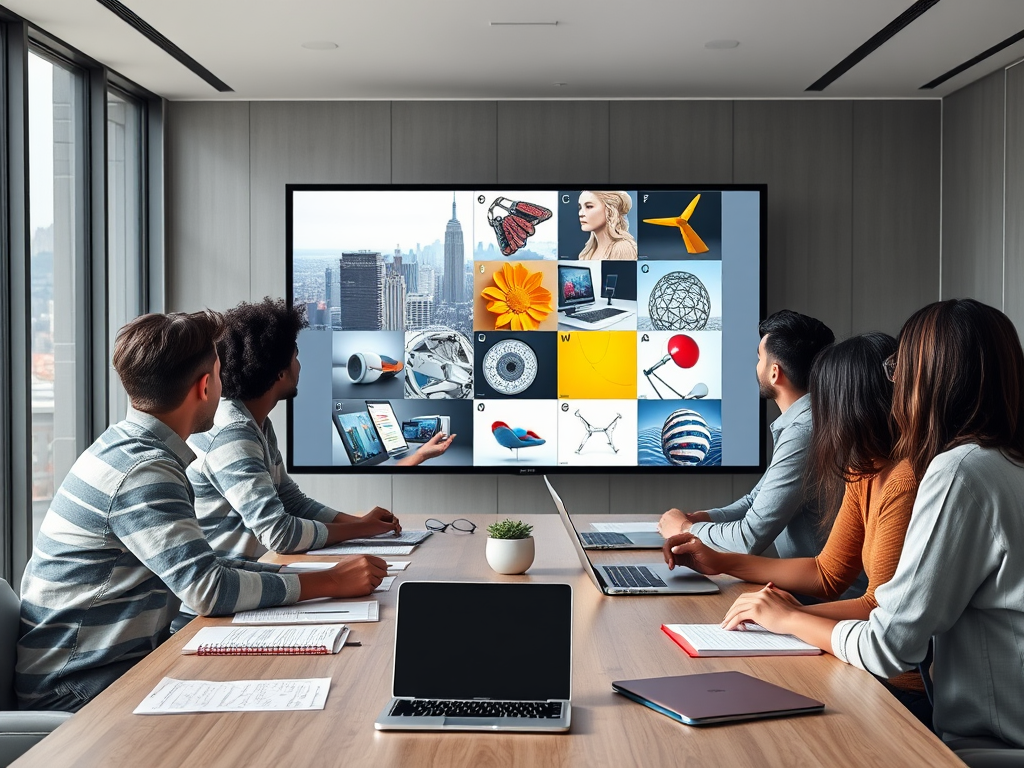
662, 332, 926, 716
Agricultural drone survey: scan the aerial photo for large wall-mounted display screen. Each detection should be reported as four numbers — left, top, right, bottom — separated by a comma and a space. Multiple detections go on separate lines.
287, 185, 766, 474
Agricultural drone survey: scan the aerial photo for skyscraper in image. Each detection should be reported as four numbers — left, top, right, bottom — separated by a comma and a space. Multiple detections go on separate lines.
383, 273, 407, 331
442, 195, 464, 303
339, 251, 384, 330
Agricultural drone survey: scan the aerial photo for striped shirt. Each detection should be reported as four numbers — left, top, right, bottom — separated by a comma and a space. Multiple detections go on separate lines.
16, 408, 300, 710
187, 399, 337, 563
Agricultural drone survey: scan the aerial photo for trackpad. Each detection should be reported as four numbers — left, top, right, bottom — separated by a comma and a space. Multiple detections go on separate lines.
444, 717, 502, 728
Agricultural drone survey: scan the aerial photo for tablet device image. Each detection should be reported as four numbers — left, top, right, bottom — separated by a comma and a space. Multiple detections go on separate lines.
366, 400, 410, 458
403, 416, 440, 442
333, 410, 388, 467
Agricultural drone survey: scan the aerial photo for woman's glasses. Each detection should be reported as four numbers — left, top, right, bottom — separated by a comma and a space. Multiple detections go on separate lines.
883, 354, 897, 383
425, 518, 476, 534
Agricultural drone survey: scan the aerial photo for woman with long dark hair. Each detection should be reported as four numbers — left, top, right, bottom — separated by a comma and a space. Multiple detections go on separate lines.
717, 299, 1024, 748
664, 334, 920, 685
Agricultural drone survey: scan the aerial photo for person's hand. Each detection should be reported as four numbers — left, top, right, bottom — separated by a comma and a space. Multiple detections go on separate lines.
662, 533, 721, 574
720, 583, 802, 633
359, 506, 401, 536
298, 555, 388, 600
657, 508, 711, 537
415, 431, 456, 461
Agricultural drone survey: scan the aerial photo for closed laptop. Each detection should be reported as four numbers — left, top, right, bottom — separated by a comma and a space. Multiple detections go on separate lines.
612, 671, 824, 725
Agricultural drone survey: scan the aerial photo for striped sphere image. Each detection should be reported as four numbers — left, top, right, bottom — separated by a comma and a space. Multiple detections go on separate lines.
661, 408, 711, 466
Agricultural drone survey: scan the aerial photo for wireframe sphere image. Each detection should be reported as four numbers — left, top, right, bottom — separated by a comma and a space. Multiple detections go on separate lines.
661, 408, 711, 466
648, 271, 710, 331
482, 339, 538, 396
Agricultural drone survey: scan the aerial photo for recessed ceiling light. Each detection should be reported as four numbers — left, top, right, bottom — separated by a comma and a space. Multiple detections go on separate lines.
704, 39, 740, 49
554, 82, 567, 87
302, 41, 338, 50
489, 21, 558, 26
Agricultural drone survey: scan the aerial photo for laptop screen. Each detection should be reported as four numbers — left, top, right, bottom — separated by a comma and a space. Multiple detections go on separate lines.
393, 582, 572, 701
333, 411, 385, 465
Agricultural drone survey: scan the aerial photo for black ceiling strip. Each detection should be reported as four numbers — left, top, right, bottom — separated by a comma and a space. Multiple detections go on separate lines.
920, 28, 1024, 89
806, 0, 942, 91
92, 0, 233, 92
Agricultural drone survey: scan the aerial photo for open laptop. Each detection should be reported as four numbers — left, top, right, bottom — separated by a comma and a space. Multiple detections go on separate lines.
612, 671, 824, 726
544, 476, 719, 595
557, 264, 635, 330
375, 581, 572, 732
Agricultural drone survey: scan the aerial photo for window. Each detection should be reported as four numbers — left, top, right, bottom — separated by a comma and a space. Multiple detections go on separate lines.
107, 89, 145, 422
28, 50, 85, 542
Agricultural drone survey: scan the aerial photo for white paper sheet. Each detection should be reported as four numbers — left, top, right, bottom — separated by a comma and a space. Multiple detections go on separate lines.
233, 600, 379, 625
590, 522, 660, 533
374, 576, 396, 592
134, 677, 330, 714
181, 625, 348, 655
278, 560, 409, 573
313, 545, 415, 556
340, 530, 432, 546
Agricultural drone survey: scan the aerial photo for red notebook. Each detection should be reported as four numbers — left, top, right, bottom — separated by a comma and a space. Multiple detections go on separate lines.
661, 623, 821, 657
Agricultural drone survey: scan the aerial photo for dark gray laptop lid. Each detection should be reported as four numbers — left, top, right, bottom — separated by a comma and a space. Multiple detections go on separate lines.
612, 671, 823, 722
393, 582, 572, 701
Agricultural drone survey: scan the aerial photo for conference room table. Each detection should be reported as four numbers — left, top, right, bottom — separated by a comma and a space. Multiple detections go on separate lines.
13, 514, 965, 768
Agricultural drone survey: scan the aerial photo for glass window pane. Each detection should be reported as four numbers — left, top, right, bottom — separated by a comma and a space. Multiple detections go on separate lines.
107, 90, 144, 423
28, 51, 82, 541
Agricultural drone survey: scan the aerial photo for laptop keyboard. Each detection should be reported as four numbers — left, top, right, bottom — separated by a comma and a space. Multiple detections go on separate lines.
390, 699, 563, 719
580, 532, 631, 546
571, 307, 626, 323
604, 565, 667, 588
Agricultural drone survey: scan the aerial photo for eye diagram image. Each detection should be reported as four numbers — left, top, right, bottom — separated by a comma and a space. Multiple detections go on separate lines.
557, 331, 637, 400
479, 262, 554, 331
404, 329, 473, 399
482, 338, 538, 396
642, 194, 710, 254
488, 197, 553, 256
649, 272, 710, 331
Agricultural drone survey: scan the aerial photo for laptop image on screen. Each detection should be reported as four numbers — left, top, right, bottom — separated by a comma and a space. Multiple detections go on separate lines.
544, 476, 719, 596
557, 265, 635, 330
333, 409, 389, 467
364, 400, 410, 459
375, 582, 572, 732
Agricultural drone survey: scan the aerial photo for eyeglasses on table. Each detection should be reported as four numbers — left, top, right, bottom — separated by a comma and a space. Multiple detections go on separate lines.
425, 518, 477, 533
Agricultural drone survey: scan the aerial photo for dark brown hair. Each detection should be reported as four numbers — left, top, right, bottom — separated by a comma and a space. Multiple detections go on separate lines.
112, 311, 225, 413
218, 298, 308, 401
759, 310, 835, 392
892, 299, 1024, 479
805, 332, 898, 524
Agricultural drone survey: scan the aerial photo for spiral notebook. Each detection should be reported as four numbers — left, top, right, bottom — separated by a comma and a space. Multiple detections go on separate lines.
182, 624, 350, 656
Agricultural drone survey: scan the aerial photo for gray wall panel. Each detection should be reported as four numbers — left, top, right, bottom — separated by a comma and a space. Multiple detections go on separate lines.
165, 102, 250, 312
609, 101, 733, 184
852, 101, 941, 335
249, 102, 392, 302
392, 475, 499, 517
941, 70, 1005, 307
496, 102, 610, 184
1005, 64, 1024, 334
734, 101, 854, 338
392, 102, 497, 184
609, 475, 736, 519
499, 475, 610, 517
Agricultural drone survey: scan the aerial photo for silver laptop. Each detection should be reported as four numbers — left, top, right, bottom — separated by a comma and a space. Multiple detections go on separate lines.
375, 581, 572, 732
578, 529, 664, 550
544, 476, 719, 596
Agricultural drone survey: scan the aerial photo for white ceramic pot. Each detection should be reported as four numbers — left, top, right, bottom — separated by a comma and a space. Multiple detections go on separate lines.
485, 536, 535, 575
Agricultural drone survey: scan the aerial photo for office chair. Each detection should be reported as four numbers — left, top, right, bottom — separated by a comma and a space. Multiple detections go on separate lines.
0, 578, 72, 767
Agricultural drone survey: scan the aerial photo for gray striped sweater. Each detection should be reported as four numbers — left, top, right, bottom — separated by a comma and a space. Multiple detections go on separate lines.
16, 408, 300, 709
187, 399, 336, 562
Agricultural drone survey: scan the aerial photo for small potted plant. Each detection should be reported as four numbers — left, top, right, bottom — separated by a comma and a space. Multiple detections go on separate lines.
485, 519, 535, 575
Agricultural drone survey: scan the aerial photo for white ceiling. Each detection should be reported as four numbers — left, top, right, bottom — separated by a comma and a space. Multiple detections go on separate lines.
9, 0, 1024, 100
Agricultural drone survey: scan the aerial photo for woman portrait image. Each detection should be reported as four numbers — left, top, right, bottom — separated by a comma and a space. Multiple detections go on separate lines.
577, 190, 638, 261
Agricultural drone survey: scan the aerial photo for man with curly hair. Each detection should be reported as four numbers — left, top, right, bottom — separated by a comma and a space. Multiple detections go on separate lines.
187, 298, 452, 574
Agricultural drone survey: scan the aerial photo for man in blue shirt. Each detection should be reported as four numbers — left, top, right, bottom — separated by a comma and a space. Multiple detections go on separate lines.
658, 310, 834, 558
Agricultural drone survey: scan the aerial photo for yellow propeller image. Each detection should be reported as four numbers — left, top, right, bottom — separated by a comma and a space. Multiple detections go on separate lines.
642, 194, 710, 254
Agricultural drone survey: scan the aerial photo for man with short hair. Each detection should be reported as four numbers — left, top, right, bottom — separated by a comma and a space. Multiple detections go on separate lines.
187, 298, 453, 567
16, 311, 386, 711
658, 309, 835, 558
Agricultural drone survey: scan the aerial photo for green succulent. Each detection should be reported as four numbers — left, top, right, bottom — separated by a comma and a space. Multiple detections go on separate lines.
486, 519, 534, 540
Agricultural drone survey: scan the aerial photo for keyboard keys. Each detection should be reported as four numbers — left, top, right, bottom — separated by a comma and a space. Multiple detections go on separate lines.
581, 532, 631, 546
391, 699, 562, 718
604, 565, 667, 588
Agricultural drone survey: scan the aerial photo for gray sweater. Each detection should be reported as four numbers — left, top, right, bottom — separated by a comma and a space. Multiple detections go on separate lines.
833, 444, 1024, 746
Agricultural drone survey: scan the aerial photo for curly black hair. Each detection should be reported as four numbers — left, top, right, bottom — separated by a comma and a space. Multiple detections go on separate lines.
218, 298, 308, 401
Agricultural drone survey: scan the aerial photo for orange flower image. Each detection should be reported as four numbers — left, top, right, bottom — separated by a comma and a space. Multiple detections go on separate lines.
480, 262, 554, 331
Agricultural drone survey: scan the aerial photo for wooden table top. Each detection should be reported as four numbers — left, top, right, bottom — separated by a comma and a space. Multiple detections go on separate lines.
13, 514, 964, 768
